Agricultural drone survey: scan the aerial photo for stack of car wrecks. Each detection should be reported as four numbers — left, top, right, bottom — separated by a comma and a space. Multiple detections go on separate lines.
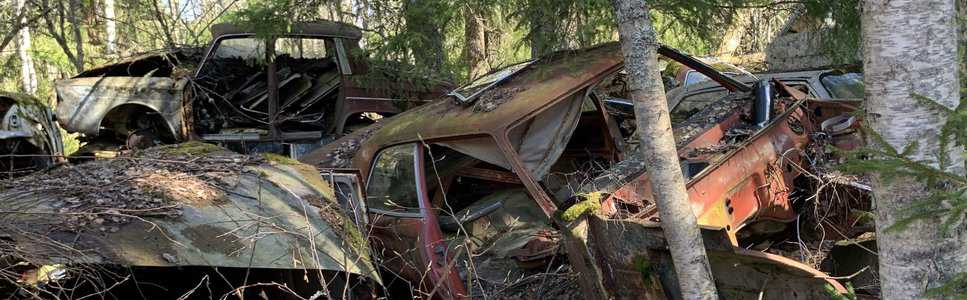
0, 21, 875, 300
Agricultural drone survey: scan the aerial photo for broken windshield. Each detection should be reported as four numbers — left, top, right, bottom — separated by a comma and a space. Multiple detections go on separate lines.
449, 60, 535, 104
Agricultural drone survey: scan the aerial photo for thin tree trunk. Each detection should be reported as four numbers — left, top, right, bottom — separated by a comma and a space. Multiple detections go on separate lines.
463, 3, 487, 80
104, 0, 117, 55
862, 0, 965, 299
39, 0, 81, 73
15, 0, 37, 94
151, 0, 176, 49
68, 0, 83, 72
527, 1, 558, 59
0, 3, 38, 55
610, 0, 718, 298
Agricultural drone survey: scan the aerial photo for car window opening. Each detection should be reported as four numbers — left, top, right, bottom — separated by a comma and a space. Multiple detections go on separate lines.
193, 36, 342, 139
421, 143, 555, 297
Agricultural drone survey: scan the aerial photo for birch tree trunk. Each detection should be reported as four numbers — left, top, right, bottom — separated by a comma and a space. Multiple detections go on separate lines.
610, 0, 718, 298
104, 0, 117, 56
14, 0, 37, 94
861, 0, 966, 298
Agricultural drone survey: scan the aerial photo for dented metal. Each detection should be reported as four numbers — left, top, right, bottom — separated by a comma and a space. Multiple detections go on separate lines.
0, 145, 380, 296
0, 92, 64, 177
55, 77, 187, 140
55, 21, 449, 157
306, 42, 853, 298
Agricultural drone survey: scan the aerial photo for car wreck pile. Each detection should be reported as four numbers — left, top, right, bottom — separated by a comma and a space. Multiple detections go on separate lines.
1, 30, 877, 299
294, 42, 875, 299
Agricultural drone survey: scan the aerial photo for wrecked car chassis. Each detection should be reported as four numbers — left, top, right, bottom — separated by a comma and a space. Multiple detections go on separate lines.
55, 21, 445, 158
302, 42, 856, 298
0, 92, 63, 178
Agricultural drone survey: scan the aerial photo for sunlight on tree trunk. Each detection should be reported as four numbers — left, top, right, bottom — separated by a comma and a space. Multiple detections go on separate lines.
14, 0, 37, 94
861, 0, 965, 298
104, 0, 117, 56
610, 0, 718, 298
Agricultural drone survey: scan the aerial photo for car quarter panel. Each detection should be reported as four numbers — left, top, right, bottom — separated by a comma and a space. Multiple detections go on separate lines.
55, 76, 186, 139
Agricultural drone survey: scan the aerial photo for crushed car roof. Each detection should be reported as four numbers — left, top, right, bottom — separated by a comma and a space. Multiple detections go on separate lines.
357, 43, 623, 148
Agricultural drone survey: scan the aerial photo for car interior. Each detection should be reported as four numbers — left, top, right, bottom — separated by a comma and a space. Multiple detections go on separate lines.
192, 36, 343, 136
412, 143, 553, 296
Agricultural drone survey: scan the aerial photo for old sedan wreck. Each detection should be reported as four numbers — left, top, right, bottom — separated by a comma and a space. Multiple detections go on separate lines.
0, 143, 379, 299
0, 92, 63, 178
302, 42, 870, 299
55, 21, 448, 158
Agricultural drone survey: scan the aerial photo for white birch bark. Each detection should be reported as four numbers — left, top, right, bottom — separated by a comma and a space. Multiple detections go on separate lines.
14, 0, 37, 94
104, 0, 117, 56
862, 0, 965, 298
610, 0, 719, 298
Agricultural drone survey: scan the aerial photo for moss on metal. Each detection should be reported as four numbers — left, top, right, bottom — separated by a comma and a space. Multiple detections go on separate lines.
633, 254, 654, 284
260, 152, 302, 165
560, 192, 603, 222
160, 141, 224, 156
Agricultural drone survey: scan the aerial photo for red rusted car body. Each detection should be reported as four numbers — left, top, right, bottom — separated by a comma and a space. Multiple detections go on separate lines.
302, 42, 856, 299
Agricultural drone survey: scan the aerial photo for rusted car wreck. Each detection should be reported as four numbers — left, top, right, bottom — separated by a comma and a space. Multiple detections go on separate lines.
302, 42, 865, 298
0, 92, 63, 178
55, 21, 448, 158
0, 143, 379, 299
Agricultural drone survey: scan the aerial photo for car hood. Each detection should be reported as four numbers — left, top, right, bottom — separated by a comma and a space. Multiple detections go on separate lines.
0, 143, 378, 282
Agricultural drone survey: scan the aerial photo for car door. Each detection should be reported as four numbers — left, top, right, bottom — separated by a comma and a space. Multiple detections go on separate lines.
363, 143, 465, 299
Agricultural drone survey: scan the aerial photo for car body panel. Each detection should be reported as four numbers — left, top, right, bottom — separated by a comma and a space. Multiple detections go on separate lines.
0, 92, 64, 177
0, 145, 381, 300
55, 76, 187, 139
0, 149, 378, 282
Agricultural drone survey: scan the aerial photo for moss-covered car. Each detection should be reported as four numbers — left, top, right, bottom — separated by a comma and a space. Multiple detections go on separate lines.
0, 143, 379, 299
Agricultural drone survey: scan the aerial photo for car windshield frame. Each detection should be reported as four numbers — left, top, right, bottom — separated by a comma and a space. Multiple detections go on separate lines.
448, 60, 536, 104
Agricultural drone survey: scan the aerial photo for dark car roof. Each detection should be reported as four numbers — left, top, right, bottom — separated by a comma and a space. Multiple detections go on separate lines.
211, 21, 363, 40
